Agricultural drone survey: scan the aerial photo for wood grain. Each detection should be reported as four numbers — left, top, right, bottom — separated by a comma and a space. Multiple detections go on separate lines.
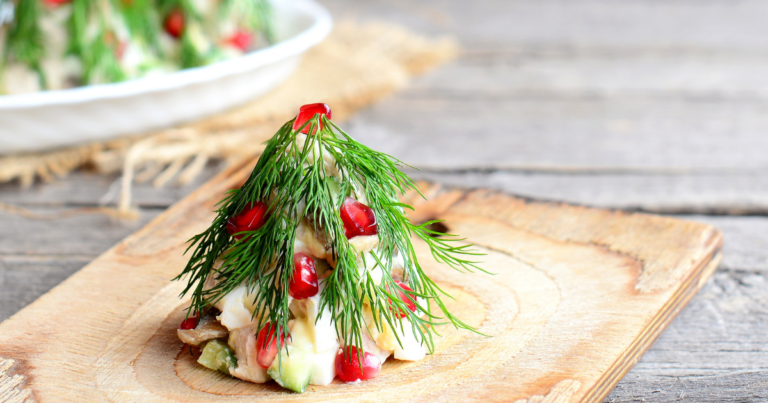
347, 96, 768, 172
327, 0, 768, 178
0, 158, 721, 402
322, 0, 768, 49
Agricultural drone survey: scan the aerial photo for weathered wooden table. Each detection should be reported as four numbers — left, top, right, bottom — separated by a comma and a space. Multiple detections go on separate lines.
1, 0, 766, 401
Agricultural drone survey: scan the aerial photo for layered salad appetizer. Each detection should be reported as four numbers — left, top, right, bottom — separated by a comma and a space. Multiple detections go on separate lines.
175, 103, 482, 393
0, 0, 271, 94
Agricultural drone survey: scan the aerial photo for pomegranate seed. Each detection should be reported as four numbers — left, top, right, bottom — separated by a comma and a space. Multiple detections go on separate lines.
255, 322, 286, 369
164, 9, 185, 39
289, 253, 319, 299
226, 202, 268, 241
340, 197, 377, 239
179, 315, 199, 330
103, 32, 127, 60
335, 346, 381, 382
226, 31, 252, 52
115, 41, 127, 60
389, 281, 417, 318
292, 103, 332, 135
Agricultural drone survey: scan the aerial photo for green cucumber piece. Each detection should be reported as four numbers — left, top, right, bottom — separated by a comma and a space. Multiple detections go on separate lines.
267, 345, 312, 393
327, 177, 341, 205
198, 339, 237, 374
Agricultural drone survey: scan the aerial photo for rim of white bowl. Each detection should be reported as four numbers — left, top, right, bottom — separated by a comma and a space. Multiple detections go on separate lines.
0, 0, 333, 109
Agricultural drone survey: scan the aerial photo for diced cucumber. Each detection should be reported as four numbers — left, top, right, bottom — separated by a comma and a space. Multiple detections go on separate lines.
327, 177, 341, 205
267, 345, 312, 393
198, 339, 237, 375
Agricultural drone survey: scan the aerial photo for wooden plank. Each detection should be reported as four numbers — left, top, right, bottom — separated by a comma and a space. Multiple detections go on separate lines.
631, 269, 768, 373
321, 0, 768, 174
606, 268, 768, 402
0, 164, 221, 208
0, 158, 720, 401
0, 207, 161, 256
0, 256, 91, 323
405, 171, 768, 215
323, 0, 768, 49
680, 216, 768, 272
347, 96, 768, 171
415, 49, 768, 96
607, 370, 768, 402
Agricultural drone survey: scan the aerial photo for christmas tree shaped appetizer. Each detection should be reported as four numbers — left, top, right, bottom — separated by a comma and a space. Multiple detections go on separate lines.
175, 103, 484, 393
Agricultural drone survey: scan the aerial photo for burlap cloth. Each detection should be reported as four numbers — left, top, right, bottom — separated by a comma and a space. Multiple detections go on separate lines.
0, 22, 456, 216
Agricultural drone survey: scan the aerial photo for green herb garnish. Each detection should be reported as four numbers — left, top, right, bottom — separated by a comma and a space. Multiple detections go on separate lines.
175, 112, 485, 357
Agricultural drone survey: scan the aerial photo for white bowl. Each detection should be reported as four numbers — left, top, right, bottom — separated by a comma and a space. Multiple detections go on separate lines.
0, 0, 332, 155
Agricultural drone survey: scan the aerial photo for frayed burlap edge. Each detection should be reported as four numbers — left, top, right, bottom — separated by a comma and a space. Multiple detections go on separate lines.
0, 21, 458, 217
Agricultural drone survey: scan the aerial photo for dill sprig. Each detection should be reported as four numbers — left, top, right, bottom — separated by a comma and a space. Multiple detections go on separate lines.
3, 0, 47, 88
67, 0, 127, 84
175, 115, 486, 357
116, 0, 162, 53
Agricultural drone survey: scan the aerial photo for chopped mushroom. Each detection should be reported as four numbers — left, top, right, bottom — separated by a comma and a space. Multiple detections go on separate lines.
177, 311, 229, 346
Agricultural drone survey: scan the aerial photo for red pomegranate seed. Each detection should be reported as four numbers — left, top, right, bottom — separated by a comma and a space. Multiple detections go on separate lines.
292, 103, 332, 135
164, 9, 185, 39
335, 346, 381, 382
340, 197, 377, 239
226, 202, 268, 241
289, 253, 319, 299
389, 281, 417, 318
103, 32, 127, 60
255, 322, 286, 369
226, 31, 252, 52
115, 41, 127, 59
179, 315, 199, 330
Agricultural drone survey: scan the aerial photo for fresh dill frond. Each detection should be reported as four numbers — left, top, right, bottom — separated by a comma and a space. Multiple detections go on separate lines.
4, 0, 47, 88
116, 0, 162, 53
66, 0, 127, 85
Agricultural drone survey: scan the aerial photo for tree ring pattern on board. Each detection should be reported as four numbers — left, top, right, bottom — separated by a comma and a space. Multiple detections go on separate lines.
88, 232, 562, 401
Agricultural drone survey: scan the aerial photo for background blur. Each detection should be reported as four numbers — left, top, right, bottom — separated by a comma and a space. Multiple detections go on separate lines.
1, 0, 767, 401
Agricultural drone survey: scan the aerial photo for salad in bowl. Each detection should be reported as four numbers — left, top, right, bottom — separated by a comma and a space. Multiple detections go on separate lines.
0, 0, 272, 94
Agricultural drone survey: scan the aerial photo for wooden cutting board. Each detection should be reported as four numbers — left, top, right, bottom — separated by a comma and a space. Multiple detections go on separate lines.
0, 159, 722, 403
